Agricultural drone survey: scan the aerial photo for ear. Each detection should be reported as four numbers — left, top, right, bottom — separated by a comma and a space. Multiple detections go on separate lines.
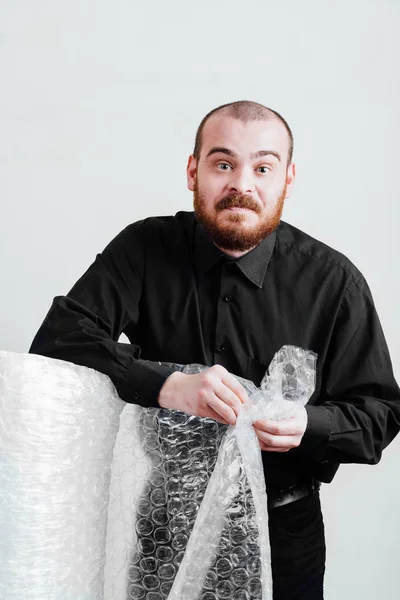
187, 155, 197, 192
284, 162, 296, 199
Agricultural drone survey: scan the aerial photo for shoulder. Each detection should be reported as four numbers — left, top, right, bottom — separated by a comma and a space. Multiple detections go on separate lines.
100, 212, 196, 276
276, 220, 363, 285
112, 211, 195, 244
101, 211, 195, 249
96, 212, 195, 283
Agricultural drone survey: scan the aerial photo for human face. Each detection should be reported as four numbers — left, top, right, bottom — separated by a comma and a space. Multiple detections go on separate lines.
187, 114, 295, 255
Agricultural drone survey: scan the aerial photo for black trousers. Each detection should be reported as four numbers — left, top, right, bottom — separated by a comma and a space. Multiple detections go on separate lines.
269, 492, 326, 600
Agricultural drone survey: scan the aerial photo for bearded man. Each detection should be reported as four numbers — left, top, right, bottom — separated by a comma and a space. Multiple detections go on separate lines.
30, 100, 400, 599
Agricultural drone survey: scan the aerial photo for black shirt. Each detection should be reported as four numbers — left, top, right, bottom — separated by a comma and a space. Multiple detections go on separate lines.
30, 211, 400, 490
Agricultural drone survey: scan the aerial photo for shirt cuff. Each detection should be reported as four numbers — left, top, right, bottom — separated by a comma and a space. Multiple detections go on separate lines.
296, 404, 332, 461
118, 360, 182, 408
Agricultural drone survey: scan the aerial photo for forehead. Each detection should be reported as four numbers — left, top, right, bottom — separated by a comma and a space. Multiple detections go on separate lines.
200, 114, 290, 159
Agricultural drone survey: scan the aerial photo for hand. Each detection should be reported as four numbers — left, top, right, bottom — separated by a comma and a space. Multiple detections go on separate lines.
158, 365, 249, 425
253, 407, 308, 452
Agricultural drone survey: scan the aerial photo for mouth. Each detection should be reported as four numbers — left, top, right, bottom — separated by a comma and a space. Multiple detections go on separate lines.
223, 206, 254, 213
215, 194, 262, 215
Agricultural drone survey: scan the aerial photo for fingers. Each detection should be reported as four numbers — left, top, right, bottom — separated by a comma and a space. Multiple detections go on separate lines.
220, 369, 249, 405
254, 427, 298, 451
204, 392, 237, 425
253, 417, 302, 436
258, 438, 290, 453
213, 380, 245, 416
200, 365, 249, 425
254, 411, 308, 452
203, 405, 230, 425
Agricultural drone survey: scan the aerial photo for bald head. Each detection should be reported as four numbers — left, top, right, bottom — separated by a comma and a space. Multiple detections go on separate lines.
193, 100, 294, 165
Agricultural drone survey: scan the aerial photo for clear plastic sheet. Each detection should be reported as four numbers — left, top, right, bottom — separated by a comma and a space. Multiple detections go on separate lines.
0, 345, 316, 600
105, 345, 316, 600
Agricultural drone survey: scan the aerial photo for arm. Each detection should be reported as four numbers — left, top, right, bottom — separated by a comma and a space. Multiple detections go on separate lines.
30, 223, 176, 407
31, 221, 250, 415
254, 275, 400, 465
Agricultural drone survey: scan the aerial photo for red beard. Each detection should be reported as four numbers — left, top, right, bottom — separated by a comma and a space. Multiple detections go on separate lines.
193, 182, 286, 252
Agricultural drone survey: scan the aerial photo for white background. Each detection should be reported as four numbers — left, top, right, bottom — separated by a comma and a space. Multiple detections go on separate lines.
0, 1, 399, 597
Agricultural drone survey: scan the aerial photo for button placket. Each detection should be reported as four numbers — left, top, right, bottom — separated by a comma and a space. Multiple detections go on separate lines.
217, 294, 233, 354
214, 265, 235, 362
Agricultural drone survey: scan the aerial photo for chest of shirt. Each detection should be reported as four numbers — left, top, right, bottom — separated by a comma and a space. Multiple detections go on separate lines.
133, 251, 344, 393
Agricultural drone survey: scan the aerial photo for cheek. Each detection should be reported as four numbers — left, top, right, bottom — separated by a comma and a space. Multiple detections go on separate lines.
259, 183, 285, 206
198, 167, 225, 190
198, 180, 223, 205
204, 175, 223, 194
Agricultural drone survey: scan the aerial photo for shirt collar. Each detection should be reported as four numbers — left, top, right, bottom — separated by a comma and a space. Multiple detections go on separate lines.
194, 219, 277, 288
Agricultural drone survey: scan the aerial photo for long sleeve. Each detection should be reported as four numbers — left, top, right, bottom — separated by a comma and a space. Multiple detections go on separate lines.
29, 223, 177, 407
298, 274, 400, 465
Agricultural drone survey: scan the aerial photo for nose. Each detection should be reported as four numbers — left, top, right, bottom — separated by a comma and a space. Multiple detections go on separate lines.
228, 167, 255, 195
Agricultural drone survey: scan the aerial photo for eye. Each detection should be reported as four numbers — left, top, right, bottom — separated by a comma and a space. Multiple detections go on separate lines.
256, 166, 271, 174
217, 162, 232, 171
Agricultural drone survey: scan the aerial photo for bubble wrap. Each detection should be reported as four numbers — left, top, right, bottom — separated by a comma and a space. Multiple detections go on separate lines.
104, 345, 316, 600
0, 345, 316, 600
0, 350, 125, 600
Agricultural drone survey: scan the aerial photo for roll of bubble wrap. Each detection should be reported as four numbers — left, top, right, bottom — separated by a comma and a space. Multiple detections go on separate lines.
0, 350, 125, 600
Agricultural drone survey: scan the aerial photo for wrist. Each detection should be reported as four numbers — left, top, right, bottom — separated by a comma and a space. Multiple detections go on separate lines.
158, 371, 185, 409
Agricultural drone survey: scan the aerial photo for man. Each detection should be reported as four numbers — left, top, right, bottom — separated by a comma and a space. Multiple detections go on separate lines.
30, 100, 400, 599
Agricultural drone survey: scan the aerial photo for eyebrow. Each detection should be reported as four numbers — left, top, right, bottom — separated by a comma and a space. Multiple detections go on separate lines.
205, 146, 282, 162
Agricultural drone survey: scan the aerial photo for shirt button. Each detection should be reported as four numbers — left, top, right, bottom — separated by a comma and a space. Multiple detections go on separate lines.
223, 294, 233, 302
220, 343, 229, 352
132, 391, 140, 401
